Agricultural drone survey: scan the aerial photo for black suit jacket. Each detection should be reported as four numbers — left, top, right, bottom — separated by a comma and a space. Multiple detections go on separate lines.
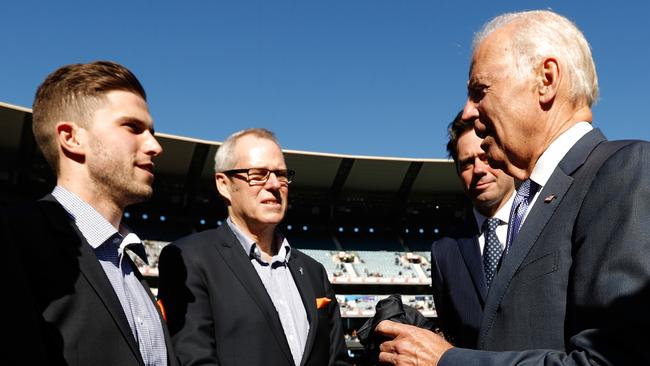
441, 129, 650, 365
430, 218, 486, 348
2, 195, 177, 366
157, 224, 349, 366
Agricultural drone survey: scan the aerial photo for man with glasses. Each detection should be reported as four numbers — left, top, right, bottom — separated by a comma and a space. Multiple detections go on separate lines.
157, 128, 349, 366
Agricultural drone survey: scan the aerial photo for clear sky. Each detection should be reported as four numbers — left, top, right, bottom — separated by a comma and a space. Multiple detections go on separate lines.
2, 0, 648, 159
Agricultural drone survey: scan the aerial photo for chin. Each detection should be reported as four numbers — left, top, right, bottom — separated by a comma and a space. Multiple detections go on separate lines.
260, 213, 285, 224
121, 187, 154, 206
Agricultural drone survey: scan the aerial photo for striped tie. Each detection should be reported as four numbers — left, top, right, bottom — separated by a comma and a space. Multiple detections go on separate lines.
505, 179, 539, 253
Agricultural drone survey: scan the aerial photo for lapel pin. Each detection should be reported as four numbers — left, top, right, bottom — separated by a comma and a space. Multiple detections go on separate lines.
299, 267, 304, 275
544, 194, 557, 203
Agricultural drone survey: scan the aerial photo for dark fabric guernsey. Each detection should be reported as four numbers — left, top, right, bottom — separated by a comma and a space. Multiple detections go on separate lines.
358, 295, 434, 364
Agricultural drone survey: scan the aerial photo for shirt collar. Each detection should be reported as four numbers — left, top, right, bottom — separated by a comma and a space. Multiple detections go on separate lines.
529, 122, 593, 187
51, 186, 148, 263
473, 190, 515, 230
226, 217, 292, 265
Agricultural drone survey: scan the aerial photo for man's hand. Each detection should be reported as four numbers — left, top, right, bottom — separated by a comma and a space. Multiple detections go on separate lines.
376, 320, 453, 366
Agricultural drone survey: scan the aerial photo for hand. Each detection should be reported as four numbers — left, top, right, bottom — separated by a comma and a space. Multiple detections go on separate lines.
376, 320, 453, 366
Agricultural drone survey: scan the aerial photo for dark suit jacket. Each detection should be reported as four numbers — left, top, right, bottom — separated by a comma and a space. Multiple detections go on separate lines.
2, 196, 177, 366
430, 218, 486, 348
441, 129, 650, 365
157, 224, 349, 366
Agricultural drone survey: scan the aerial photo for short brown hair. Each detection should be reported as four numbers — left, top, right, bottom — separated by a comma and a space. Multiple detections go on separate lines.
32, 61, 146, 173
446, 110, 474, 172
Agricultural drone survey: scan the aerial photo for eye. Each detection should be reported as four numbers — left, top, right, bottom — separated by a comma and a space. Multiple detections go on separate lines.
468, 84, 488, 103
248, 168, 269, 182
124, 121, 145, 134
459, 160, 473, 171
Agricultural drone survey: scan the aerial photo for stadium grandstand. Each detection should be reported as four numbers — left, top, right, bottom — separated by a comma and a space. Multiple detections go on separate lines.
1, 101, 472, 361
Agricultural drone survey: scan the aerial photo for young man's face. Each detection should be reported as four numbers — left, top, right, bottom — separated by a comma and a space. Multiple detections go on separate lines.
83, 90, 163, 208
456, 128, 513, 213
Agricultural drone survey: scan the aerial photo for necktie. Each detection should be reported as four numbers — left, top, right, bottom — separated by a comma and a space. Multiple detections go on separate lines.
482, 217, 502, 288
505, 179, 539, 253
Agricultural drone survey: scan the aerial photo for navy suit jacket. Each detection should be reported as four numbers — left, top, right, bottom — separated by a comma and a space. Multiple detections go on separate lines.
441, 129, 650, 365
157, 224, 349, 366
431, 219, 486, 348
2, 196, 177, 366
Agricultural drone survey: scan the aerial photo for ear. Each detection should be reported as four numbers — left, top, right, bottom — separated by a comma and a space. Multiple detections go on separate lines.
55, 121, 86, 157
215, 173, 232, 204
538, 57, 560, 105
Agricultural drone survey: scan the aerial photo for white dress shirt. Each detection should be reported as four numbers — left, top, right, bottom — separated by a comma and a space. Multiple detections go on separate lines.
474, 191, 515, 255
523, 122, 593, 224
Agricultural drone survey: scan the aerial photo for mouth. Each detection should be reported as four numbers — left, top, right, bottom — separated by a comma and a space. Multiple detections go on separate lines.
136, 162, 155, 175
261, 198, 281, 206
473, 178, 494, 191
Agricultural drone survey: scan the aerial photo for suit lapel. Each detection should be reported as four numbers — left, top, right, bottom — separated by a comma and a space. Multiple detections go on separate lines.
457, 236, 487, 303
214, 226, 295, 365
287, 254, 318, 366
479, 129, 606, 346
39, 197, 144, 365
78, 244, 145, 364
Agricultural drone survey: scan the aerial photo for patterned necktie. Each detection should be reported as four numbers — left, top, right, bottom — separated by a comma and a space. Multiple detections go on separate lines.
482, 217, 502, 288
505, 179, 539, 253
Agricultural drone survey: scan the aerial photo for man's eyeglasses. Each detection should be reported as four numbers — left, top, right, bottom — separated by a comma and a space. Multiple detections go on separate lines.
221, 168, 295, 186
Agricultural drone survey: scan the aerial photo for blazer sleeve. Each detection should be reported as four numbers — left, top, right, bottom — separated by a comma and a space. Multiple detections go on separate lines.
320, 264, 351, 366
158, 242, 220, 366
440, 142, 650, 365
430, 240, 452, 339
1, 206, 51, 365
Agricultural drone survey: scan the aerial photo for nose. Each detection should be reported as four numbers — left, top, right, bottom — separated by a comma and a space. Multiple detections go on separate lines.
462, 98, 478, 122
143, 130, 163, 157
473, 156, 488, 175
462, 99, 486, 138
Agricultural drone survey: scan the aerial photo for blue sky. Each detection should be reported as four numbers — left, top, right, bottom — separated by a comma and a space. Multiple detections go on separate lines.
2, 1, 648, 158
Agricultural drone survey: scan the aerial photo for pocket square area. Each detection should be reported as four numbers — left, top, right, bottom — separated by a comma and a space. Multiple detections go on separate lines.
316, 297, 332, 309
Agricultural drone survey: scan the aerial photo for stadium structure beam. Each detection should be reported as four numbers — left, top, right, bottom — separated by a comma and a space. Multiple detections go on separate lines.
182, 143, 211, 210
16, 112, 55, 192
397, 161, 423, 202
329, 158, 354, 199
16, 112, 36, 186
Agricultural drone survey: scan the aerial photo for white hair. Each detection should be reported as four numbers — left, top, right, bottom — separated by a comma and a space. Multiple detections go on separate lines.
474, 10, 599, 107
214, 128, 281, 172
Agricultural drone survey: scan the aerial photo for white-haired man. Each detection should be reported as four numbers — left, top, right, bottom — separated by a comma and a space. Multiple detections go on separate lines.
376, 10, 650, 365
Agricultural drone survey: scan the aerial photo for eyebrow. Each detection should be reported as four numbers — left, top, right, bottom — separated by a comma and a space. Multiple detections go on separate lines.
467, 77, 484, 90
458, 156, 473, 166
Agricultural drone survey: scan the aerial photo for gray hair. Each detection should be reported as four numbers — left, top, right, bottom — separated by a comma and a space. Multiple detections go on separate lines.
474, 10, 598, 107
214, 128, 281, 172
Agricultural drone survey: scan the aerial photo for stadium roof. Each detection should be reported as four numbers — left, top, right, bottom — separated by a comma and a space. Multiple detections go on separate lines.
1, 101, 461, 203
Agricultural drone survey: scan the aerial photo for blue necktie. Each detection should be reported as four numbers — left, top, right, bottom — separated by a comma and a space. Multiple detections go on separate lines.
482, 217, 502, 288
505, 179, 539, 253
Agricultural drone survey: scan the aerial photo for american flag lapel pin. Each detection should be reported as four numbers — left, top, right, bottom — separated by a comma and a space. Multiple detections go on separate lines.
544, 194, 557, 203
